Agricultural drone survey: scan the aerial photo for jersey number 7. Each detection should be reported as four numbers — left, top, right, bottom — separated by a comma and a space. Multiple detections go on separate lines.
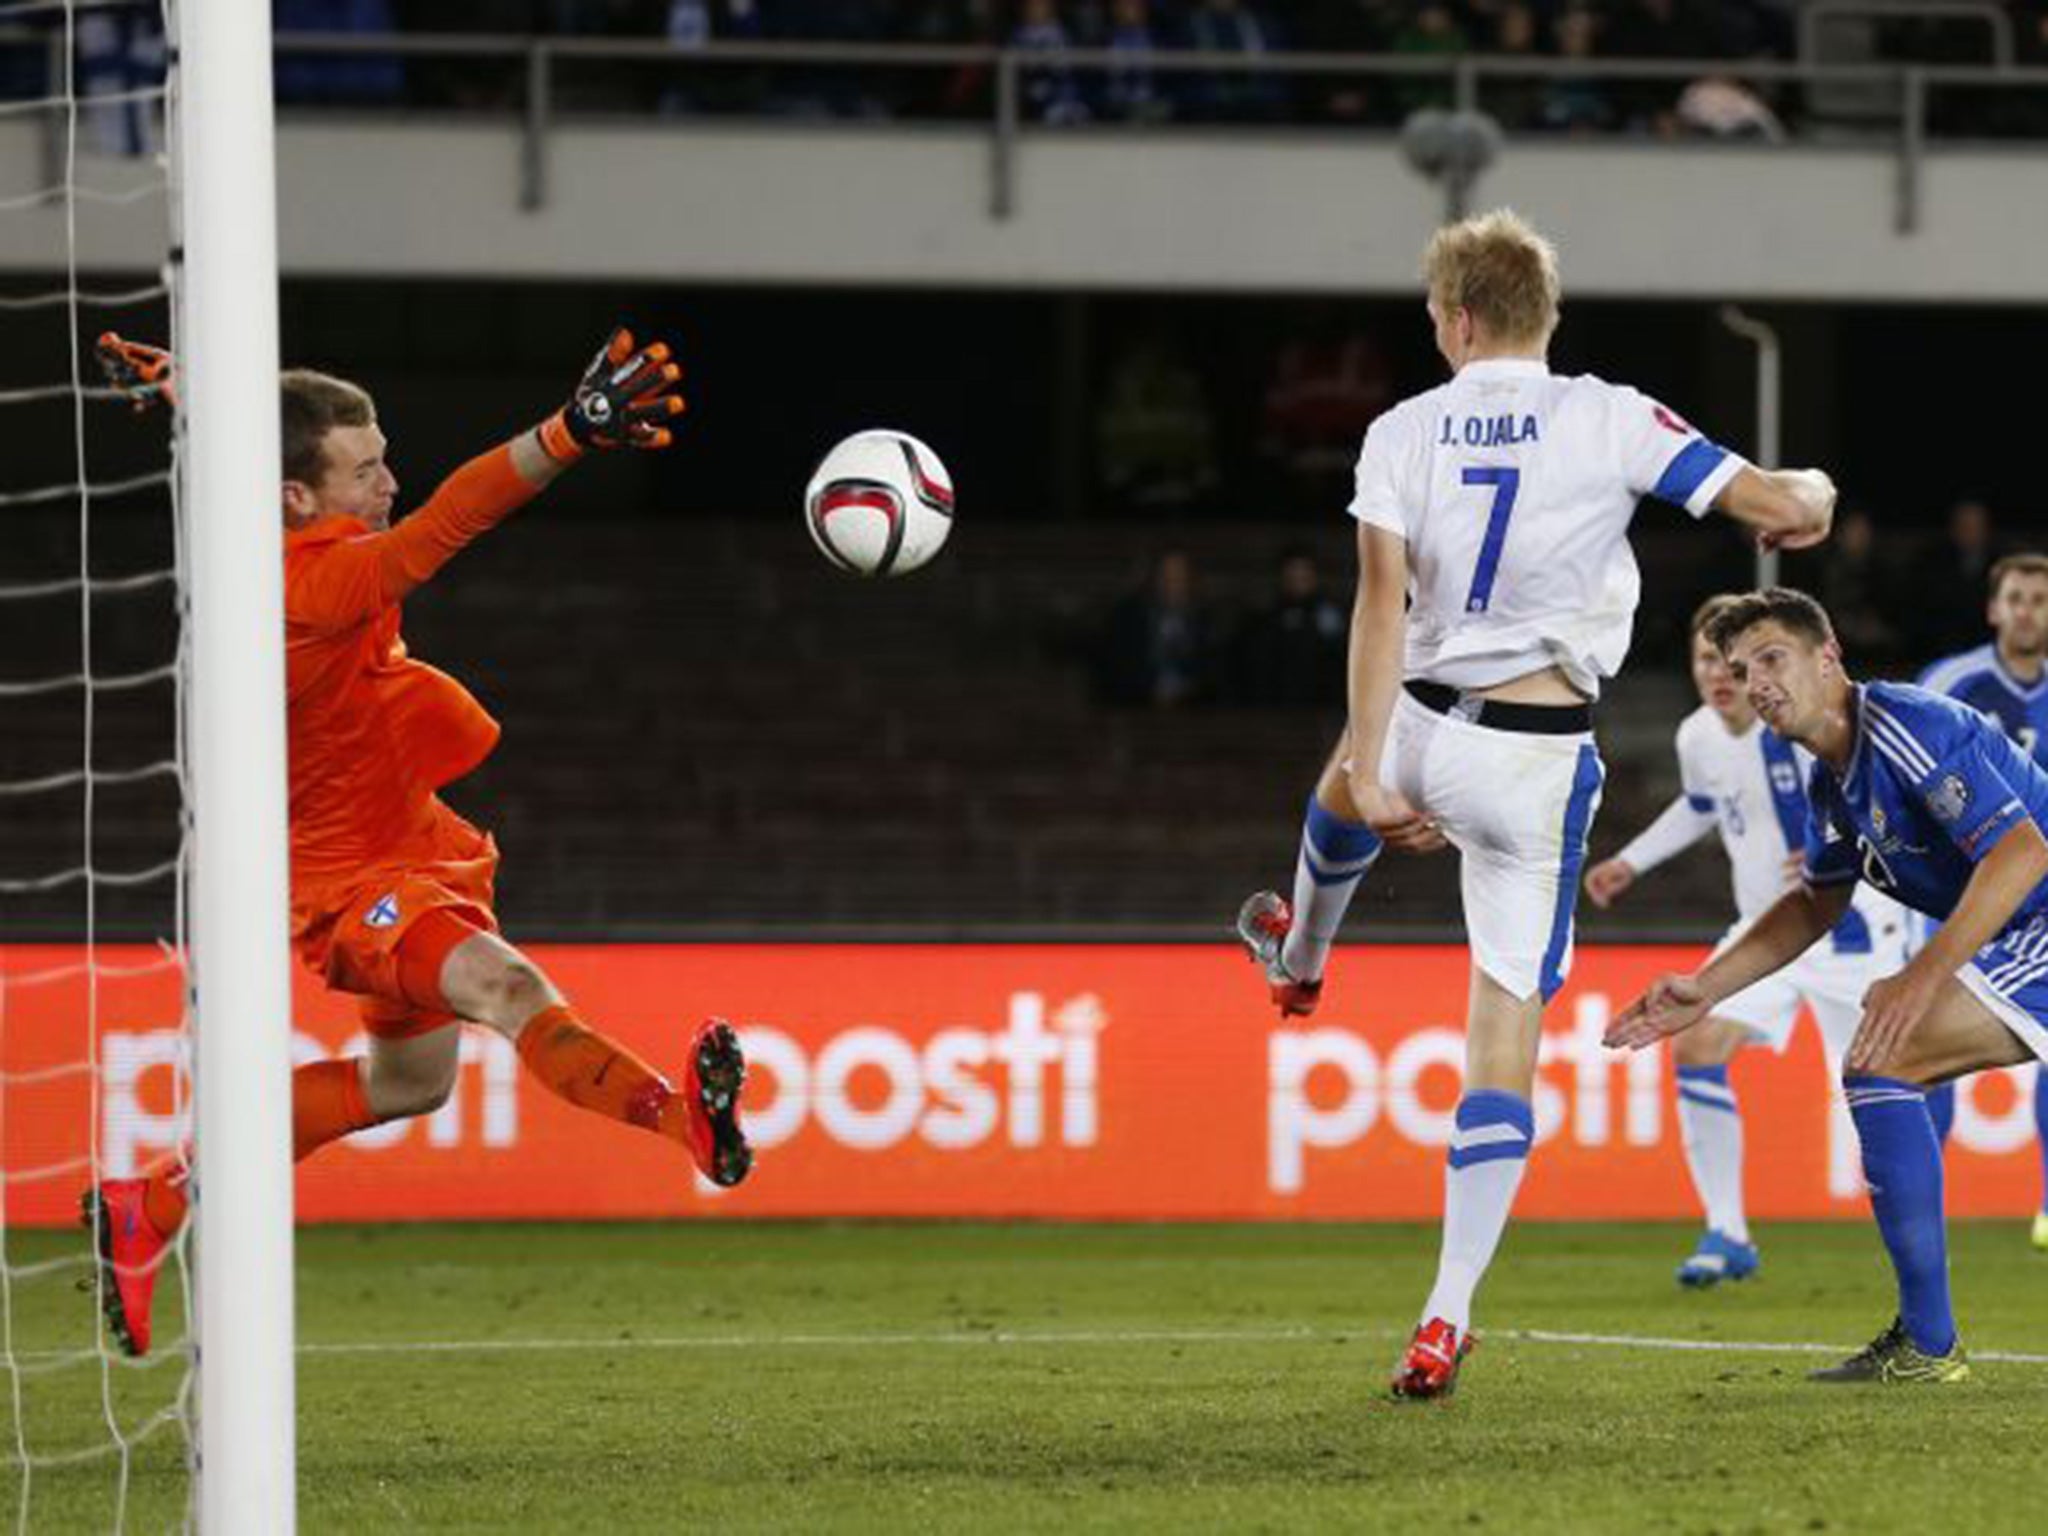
1461, 466, 1521, 614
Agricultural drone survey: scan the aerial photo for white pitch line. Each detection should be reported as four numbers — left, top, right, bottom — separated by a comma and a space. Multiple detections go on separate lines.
284, 1325, 2048, 1367
1507, 1327, 2048, 1366
297, 1326, 1321, 1357
21, 1324, 2038, 1366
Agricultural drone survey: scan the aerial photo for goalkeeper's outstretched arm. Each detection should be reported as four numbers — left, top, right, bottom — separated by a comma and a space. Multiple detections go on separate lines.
109, 328, 688, 630
369, 327, 687, 603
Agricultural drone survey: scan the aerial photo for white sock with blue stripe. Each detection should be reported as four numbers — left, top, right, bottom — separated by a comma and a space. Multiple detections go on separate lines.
1281, 795, 1381, 983
1676, 1064, 1748, 1244
1422, 1090, 1534, 1334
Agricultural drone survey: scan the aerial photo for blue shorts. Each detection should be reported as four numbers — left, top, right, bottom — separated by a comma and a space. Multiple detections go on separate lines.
1958, 914, 2048, 1064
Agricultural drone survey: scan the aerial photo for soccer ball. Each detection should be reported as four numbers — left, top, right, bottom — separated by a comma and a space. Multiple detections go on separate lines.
803, 429, 954, 577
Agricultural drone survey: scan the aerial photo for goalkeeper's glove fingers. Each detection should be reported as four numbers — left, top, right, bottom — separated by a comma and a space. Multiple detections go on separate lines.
541, 326, 686, 462
96, 333, 176, 412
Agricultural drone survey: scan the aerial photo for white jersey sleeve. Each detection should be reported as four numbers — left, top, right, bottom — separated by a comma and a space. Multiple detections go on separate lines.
1675, 715, 1716, 810
1616, 793, 1717, 876
1348, 410, 1409, 540
1615, 716, 1718, 873
1607, 385, 1745, 519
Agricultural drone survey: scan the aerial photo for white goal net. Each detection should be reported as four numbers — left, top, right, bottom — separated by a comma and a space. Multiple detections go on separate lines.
0, 0, 193, 1526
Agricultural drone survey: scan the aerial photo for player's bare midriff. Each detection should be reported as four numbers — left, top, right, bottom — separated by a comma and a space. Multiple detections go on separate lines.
1469, 664, 1586, 706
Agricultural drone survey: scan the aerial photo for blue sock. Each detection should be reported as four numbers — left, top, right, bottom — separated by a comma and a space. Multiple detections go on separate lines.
1282, 795, 1382, 982
1924, 1081, 1956, 1147
2036, 1066, 2048, 1215
1846, 1075, 1956, 1356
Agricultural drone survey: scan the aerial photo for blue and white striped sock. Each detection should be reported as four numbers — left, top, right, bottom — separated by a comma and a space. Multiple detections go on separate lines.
1421, 1090, 1534, 1334
1676, 1064, 1748, 1244
1281, 795, 1381, 983
1845, 1074, 1956, 1356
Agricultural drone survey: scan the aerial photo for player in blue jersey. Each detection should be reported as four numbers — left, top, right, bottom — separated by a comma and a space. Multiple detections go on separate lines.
1914, 552, 2048, 1246
1586, 596, 1907, 1288
1610, 587, 2048, 1384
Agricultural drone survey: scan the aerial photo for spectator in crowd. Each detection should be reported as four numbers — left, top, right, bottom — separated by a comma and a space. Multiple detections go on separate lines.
656, 0, 767, 116
1604, 0, 1741, 133
1012, 0, 1090, 124
1478, 1, 1546, 132
1387, 2, 1465, 118
1099, 0, 1169, 122
1233, 546, 1348, 706
1175, 0, 1286, 124
1096, 330, 1219, 513
1259, 323, 1394, 513
1294, 0, 1403, 124
1675, 73, 1784, 140
1914, 498, 2007, 657
1093, 548, 1219, 708
275, 0, 403, 107
741, 0, 894, 117
2024, 0, 2048, 63
1816, 505, 1904, 665
1541, 3, 1616, 134
1606, 0, 1744, 60
77, 5, 164, 156
896, 0, 1003, 118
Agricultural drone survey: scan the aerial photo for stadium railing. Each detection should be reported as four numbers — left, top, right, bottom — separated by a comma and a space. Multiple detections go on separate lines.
7, 29, 2048, 226
89, 35, 2048, 232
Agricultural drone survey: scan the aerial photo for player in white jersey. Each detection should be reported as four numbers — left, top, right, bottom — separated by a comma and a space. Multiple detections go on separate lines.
1585, 596, 1907, 1287
1234, 209, 1836, 1401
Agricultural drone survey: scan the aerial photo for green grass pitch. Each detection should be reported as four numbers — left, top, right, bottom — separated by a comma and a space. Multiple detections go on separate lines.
4, 1220, 2044, 1532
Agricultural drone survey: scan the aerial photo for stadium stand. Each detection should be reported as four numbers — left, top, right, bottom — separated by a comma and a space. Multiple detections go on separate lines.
0, 500, 1731, 942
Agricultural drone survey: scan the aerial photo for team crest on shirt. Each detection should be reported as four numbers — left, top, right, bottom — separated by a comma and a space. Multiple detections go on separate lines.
1925, 773, 1970, 824
1768, 760, 1800, 796
1867, 805, 1928, 858
364, 893, 400, 929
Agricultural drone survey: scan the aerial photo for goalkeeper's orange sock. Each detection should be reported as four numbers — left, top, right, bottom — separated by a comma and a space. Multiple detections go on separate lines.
515, 1004, 679, 1141
292, 1058, 378, 1162
139, 1057, 381, 1239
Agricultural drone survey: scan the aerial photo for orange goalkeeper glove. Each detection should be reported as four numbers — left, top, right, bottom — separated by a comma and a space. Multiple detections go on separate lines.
96, 333, 177, 412
538, 327, 686, 463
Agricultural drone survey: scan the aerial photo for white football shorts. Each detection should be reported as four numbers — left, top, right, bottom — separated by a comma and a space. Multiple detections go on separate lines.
1376, 689, 1606, 1003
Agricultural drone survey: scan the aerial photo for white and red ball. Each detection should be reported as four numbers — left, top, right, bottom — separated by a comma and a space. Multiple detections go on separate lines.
803, 429, 954, 577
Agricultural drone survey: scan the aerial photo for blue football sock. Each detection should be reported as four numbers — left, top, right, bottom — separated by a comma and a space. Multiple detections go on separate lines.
1923, 1080, 1956, 1147
1846, 1075, 1956, 1356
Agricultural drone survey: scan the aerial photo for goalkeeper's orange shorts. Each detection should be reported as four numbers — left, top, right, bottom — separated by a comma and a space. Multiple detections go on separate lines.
293, 806, 500, 1040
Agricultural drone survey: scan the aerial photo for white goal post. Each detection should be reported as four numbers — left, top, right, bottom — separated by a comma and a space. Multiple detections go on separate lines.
173, 1, 297, 1528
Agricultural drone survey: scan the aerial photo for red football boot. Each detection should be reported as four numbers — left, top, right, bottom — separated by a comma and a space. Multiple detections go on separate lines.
679, 1019, 753, 1188
1235, 890, 1323, 1018
1390, 1317, 1474, 1401
81, 1179, 169, 1358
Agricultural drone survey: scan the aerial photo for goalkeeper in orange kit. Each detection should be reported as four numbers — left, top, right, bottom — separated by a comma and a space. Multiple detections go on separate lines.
85, 330, 752, 1357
